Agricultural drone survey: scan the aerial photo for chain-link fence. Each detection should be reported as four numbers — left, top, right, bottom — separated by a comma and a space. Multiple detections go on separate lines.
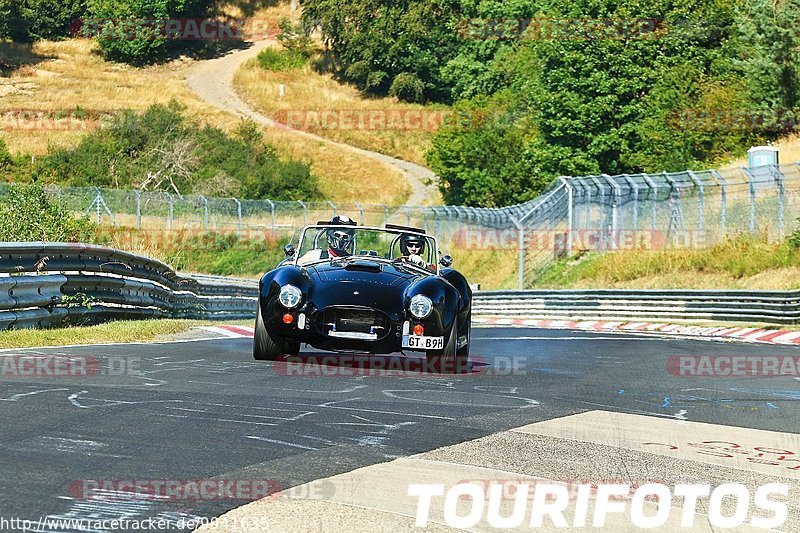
3, 163, 798, 288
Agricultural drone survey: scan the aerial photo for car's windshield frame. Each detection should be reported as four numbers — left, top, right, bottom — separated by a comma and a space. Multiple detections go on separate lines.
294, 225, 440, 275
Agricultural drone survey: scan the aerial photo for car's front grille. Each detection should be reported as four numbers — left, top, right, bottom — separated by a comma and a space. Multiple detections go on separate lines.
317, 307, 390, 338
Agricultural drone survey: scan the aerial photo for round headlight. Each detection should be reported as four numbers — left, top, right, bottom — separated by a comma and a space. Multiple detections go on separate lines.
278, 284, 302, 309
409, 294, 433, 319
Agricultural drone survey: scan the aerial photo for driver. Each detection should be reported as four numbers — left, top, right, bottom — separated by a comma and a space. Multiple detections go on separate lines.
400, 233, 427, 257
298, 215, 357, 264
399, 233, 436, 272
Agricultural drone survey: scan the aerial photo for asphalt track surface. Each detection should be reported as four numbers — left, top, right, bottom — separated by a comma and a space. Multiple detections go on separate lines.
1, 327, 799, 532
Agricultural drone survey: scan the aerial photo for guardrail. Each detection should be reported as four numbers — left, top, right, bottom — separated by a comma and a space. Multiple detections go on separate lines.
0, 243, 258, 330
472, 290, 800, 325
3, 243, 798, 330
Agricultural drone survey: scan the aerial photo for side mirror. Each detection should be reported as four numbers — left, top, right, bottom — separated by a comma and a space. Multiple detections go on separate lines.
439, 255, 453, 268
284, 244, 296, 257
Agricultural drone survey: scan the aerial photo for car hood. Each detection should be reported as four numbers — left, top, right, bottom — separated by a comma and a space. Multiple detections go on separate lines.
304, 259, 426, 309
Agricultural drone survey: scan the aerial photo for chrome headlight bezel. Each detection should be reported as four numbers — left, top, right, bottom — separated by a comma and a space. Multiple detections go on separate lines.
409, 294, 433, 319
278, 284, 303, 309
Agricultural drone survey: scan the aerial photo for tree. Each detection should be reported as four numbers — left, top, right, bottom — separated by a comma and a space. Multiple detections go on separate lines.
302, 0, 464, 101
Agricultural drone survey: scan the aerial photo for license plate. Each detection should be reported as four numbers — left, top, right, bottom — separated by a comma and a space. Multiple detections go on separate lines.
402, 335, 444, 350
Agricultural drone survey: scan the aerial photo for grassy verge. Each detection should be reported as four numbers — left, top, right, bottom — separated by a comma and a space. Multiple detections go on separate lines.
0, 319, 240, 349
534, 235, 800, 290
0, 36, 408, 205
235, 49, 440, 170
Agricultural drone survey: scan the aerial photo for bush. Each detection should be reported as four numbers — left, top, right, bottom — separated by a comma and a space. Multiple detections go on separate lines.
0, 138, 12, 170
789, 220, 800, 250
0, 184, 96, 242
276, 17, 314, 56
85, 0, 213, 65
389, 72, 425, 103
257, 48, 307, 71
37, 102, 321, 201
0, 0, 87, 41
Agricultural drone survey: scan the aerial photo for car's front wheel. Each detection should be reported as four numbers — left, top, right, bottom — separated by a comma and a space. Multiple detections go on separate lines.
253, 304, 285, 361
426, 325, 466, 374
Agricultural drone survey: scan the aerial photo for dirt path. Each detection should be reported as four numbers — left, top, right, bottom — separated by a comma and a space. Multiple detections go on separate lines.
185, 41, 438, 207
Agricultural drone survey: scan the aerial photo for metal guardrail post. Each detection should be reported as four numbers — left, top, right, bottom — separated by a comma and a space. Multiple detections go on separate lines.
328, 201, 337, 217
740, 166, 757, 233
382, 204, 389, 226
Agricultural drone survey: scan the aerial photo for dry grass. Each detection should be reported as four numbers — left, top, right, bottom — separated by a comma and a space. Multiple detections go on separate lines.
234, 48, 439, 167
0, 36, 408, 205
441, 241, 520, 290
534, 236, 800, 290
723, 134, 800, 169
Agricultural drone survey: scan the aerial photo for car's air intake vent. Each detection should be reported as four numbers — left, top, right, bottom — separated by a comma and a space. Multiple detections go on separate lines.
317, 306, 390, 339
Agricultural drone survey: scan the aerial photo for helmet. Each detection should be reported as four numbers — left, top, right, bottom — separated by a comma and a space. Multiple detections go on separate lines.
326, 215, 356, 256
400, 233, 426, 256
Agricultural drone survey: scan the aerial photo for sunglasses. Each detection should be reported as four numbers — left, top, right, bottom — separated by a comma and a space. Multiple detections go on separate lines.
332, 231, 353, 241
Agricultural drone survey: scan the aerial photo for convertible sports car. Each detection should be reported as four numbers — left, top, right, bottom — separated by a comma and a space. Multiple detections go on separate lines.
253, 223, 472, 373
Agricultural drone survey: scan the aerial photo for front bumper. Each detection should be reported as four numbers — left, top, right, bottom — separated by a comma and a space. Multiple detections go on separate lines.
263, 302, 446, 354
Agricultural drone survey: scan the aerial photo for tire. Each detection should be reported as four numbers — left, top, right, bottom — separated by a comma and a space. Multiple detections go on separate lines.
426, 324, 466, 374
253, 304, 285, 361
456, 310, 471, 360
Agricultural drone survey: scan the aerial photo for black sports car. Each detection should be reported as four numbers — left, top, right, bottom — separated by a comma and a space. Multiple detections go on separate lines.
253, 223, 472, 373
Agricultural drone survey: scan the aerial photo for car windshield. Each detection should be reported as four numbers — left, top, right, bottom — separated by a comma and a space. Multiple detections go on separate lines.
295, 226, 438, 273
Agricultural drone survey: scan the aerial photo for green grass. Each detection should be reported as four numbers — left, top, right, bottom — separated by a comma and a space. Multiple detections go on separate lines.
257, 48, 308, 71
0, 319, 224, 349
534, 235, 800, 290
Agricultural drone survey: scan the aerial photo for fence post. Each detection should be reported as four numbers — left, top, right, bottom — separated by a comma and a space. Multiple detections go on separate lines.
712, 169, 727, 239
641, 173, 658, 231
355, 202, 365, 225
771, 165, 786, 236
687, 171, 704, 246
382, 205, 389, 226
166, 193, 174, 230
328, 201, 337, 217
233, 197, 243, 232
559, 177, 574, 255
509, 215, 525, 290
135, 190, 142, 230
297, 200, 307, 227
266, 199, 275, 234
621, 175, 638, 237
200, 195, 209, 229
740, 166, 756, 233
602, 174, 621, 249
